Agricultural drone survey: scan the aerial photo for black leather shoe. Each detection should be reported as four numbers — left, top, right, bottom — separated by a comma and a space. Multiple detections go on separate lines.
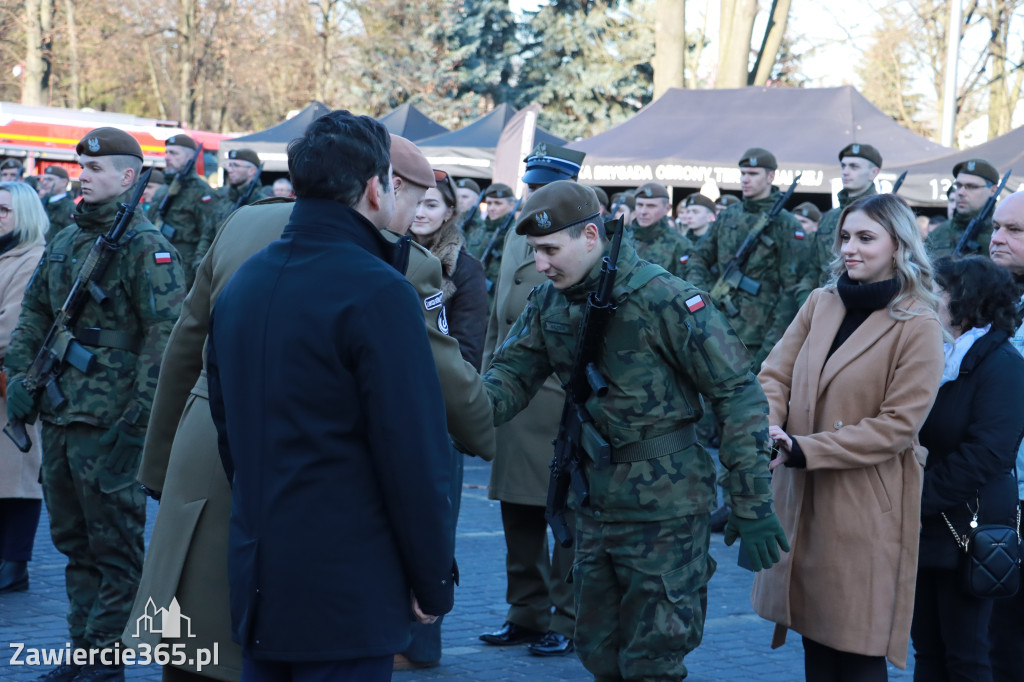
709, 504, 731, 533
35, 664, 82, 681
479, 621, 544, 646
0, 560, 28, 593
527, 631, 574, 656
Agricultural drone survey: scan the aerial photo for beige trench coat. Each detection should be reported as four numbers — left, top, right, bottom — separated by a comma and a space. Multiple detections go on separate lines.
0, 240, 44, 500
484, 229, 564, 506
753, 288, 944, 668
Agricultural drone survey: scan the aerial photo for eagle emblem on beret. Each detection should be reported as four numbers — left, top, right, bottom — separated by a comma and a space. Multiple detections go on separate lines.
851, 144, 860, 154
87, 138, 100, 153
168, 136, 177, 145
229, 150, 237, 159
534, 143, 548, 157
644, 187, 653, 197
967, 161, 976, 172
535, 211, 552, 230
749, 157, 758, 167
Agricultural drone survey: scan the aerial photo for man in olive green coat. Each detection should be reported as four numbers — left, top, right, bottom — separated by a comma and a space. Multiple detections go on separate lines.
6, 128, 186, 682
484, 181, 787, 681
925, 158, 1001, 258
686, 147, 802, 370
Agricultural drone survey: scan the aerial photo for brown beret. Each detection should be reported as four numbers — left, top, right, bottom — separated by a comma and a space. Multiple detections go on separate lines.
592, 187, 609, 210
683, 193, 716, 212
738, 147, 777, 170
635, 182, 669, 200
0, 159, 23, 172
516, 181, 601, 237
484, 183, 514, 199
838, 143, 882, 168
952, 158, 999, 186
227, 148, 261, 167
793, 202, 822, 222
611, 191, 635, 210
44, 166, 69, 181
716, 194, 741, 209
165, 134, 197, 150
389, 135, 435, 189
148, 169, 166, 185
76, 127, 143, 161
455, 178, 480, 194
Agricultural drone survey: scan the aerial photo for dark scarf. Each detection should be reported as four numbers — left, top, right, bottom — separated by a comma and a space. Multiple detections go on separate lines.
0, 232, 17, 256
827, 273, 900, 360
73, 195, 126, 233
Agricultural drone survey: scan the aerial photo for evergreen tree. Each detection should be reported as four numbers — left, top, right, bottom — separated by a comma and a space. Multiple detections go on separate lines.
442, 0, 520, 120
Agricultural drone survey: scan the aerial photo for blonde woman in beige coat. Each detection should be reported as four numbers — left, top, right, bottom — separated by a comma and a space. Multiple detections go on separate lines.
753, 193, 944, 680
0, 182, 46, 593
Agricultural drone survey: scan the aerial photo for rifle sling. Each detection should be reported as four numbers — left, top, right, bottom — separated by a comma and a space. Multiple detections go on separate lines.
73, 327, 142, 355
612, 424, 697, 463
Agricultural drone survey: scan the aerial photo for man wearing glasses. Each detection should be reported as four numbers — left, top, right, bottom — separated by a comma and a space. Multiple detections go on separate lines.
926, 158, 1001, 258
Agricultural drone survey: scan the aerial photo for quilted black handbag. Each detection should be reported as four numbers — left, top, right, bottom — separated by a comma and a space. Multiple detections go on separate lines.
944, 502, 1021, 599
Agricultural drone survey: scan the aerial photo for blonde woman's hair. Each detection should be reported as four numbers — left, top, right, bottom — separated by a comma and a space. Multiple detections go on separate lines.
0, 182, 47, 248
827, 193, 940, 321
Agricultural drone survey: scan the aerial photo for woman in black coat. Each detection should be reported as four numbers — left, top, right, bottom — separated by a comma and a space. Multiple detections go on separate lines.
912, 256, 1024, 682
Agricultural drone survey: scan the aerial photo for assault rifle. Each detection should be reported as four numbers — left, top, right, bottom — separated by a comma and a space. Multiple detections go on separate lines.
481, 198, 523, 291
154, 143, 204, 241
891, 171, 907, 194
545, 218, 624, 548
232, 162, 265, 212
709, 174, 801, 317
4, 169, 152, 453
953, 168, 1012, 256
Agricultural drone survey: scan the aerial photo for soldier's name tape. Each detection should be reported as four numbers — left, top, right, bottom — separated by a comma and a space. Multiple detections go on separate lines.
9, 642, 220, 673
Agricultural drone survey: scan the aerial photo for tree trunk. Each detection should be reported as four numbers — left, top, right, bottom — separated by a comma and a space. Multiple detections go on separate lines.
179, 0, 198, 126
751, 0, 792, 85
64, 0, 79, 108
653, 0, 685, 99
716, 0, 757, 88
22, 0, 54, 105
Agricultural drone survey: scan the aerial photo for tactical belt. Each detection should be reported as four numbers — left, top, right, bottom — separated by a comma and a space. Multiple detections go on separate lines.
611, 424, 698, 463
73, 327, 142, 355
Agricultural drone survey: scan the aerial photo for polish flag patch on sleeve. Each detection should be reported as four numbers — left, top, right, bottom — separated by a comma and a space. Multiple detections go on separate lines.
685, 295, 705, 313
679, 254, 690, 265
154, 252, 173, 264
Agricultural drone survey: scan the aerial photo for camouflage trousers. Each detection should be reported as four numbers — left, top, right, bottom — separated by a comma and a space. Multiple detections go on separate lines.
41, 421, 146, 649
573, 512, 715, 682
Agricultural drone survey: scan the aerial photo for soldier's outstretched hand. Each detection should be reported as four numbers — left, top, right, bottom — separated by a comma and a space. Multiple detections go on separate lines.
723, 512, 790, 571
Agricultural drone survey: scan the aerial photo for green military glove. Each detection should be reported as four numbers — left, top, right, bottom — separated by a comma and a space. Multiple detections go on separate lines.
98, 420, 146, 475
723, 512, 790, 572
5, 378, 34, 421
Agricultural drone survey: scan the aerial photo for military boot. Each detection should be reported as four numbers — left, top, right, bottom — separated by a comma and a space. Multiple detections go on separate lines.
0, 559, 28, 592
35, 663, 81, 681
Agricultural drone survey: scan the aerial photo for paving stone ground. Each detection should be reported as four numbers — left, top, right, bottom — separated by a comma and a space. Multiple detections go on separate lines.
0, 455, 916, 681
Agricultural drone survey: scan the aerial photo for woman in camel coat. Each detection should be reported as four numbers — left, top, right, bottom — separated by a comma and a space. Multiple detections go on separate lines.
753, 193, 945, 680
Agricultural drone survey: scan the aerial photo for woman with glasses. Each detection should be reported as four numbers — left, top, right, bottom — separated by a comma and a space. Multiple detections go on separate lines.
409, 170, 488, 369
0, 181, 46, 593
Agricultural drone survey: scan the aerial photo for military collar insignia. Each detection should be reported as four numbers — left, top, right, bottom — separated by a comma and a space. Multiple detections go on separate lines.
87, 138, 100, 153
536, 211, 552, 231
967, 161, 976, 172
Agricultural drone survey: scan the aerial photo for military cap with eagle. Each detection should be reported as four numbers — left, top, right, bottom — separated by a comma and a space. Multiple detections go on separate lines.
952, 158, 999, 186
75, 127, 144, 160
737, 147, 777, 170
522, 143, 586, 185
516, 181, 601, 237
838, 143, 882, 168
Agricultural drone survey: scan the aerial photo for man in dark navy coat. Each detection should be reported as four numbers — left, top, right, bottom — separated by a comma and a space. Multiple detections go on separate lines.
207, 110, 456, 682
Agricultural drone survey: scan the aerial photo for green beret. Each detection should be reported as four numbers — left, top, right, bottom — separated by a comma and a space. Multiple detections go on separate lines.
44, 166, 69, 181
76, 127, 143, 161
455, 178, 481, 194
227, 148, 261, 167
165, 134, 198, 150
838, 143, 882, 168
683, 193, 716, 212
635, 182, 669, 200
716, 194, 741, 208
592, 187, 609, 210
611, 191, 635, 210
0, 159, 23, 172
484, 183, 514, 199
793, 202, 822, 222
516, 181, 601, 237
952, 158, 999, 185
738, 147, 777, 170
148, 169, 166, 185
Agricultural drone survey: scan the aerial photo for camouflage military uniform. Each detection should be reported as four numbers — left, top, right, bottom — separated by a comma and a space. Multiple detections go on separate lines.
795, 185, 877, 304
469, 215, 516, 307
460, 211, 485, 247
925, 210, 992, 259
484, 238, 775, 681
43, 194, 77, 242
5, 194, 186, 649
146, 171, 218, 286
686, 187, 802, 369
628, 216, 693, 279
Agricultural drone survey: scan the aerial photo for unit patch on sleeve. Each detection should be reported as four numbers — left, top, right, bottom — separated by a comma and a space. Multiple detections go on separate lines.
685, 295, 705, 313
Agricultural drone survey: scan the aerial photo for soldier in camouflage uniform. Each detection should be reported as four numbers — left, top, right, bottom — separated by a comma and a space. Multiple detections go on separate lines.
146, 134, 218, 287
483, 181, 788, 681
925, 158, 1001, 259
629, 182, 693, 278
454, 177, 484, 234
37, 166, 77, 241
4, 128, 186, 682
687, 148, 802, 370
680, 193, 717, 245
467, 183, 517, 306
796, 143, 882, 304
